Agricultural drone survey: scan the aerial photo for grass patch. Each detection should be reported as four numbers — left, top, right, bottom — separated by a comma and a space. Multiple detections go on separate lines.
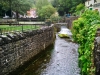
0, 25, 40, 33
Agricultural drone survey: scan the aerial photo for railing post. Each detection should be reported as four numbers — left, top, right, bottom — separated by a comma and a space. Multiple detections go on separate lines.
22, 25, 23, 32
0, 29, 2, 35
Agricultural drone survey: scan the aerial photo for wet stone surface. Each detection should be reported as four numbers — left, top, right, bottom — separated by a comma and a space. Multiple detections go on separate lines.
18, 31, 80, 75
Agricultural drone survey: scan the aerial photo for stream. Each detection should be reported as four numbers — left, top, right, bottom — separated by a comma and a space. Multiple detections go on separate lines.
10, 26, 80, 75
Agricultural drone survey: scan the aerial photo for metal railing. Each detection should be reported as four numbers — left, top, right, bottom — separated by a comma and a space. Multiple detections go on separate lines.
0, 20, 45, 35
0, 25, 39, 35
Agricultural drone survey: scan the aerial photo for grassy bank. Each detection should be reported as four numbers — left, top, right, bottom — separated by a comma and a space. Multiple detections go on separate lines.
0, 25, 40, 34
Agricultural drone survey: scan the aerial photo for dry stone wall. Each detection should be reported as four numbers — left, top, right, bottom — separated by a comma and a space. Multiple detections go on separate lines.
94, 28, 100, 75
0, 25, 55, 75
65, 16, 78, 29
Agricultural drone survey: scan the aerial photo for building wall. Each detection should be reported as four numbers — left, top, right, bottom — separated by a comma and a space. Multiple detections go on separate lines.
85, 0, 94, 7
97, 0, 100, 3
85, 0, 100, 13
0, 26, 55, 75
93, 6, 100, 13
93, 0, 100, 13
27, 9, 38, 18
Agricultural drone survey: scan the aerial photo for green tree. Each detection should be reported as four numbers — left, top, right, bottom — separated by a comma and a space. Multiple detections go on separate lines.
38, 5, 56, 20
51, 0, 86, 15
76, 3, 85, 11
51, 0, 59, 7
11, 0, 32, 18
0, 0, 33, 18
75, 3, 85, 16
35, 0, 50, 10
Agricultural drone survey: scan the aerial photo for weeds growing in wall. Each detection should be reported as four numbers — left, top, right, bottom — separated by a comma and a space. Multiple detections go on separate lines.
72, 10, 100, 75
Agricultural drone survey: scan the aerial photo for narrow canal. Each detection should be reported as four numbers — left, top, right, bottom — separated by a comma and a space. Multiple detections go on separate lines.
10, 26, 80, 75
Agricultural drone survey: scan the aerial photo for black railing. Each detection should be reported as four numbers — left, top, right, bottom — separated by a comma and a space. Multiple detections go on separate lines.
0, 21, 45, 35
0, 25, 40, 35
17, 18, 45, 22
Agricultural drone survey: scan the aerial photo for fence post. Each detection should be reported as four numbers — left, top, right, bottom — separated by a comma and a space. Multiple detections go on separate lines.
22, 25, 23, 32
0, 29, 2, 35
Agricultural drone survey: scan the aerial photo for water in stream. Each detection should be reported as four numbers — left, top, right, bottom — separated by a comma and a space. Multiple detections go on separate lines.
11, 26, 80, 75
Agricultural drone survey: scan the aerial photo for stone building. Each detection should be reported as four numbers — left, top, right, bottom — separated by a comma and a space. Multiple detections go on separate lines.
85, 0, 100, 13
26, 8, 38, 18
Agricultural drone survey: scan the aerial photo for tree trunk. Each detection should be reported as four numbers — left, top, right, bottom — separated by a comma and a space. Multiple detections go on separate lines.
16, 11, 19, 19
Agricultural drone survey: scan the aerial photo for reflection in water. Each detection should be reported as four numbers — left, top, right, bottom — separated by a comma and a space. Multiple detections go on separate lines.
11, 26, 80, 75
19, 46, 54, 75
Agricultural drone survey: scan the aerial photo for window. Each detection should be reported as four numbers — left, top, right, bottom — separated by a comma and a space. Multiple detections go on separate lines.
94, 0, 97, 3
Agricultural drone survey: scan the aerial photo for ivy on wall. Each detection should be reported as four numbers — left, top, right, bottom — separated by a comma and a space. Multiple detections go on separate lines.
72, 10, 100, 75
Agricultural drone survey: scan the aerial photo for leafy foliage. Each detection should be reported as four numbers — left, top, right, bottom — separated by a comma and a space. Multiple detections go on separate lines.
72, 10, 100, 75
38, 5, 56, 20
76, 3, 85, 11
0, 0, 33, 16
50, 12, 61, 23
51, 0, 86, 15
35, 0, 49, 10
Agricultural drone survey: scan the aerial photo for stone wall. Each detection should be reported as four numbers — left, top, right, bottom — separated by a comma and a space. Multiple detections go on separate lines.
65, 16, 78, 29
94, 28, 100, 75
0, 25, 55, 75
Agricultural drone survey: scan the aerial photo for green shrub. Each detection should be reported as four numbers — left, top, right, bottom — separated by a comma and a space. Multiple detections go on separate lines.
72, 9, 100, 75
50, 14, 61, 23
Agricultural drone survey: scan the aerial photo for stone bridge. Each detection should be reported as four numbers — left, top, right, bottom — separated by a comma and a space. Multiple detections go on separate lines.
55, 16, 79, 32
56, 16, 78, 29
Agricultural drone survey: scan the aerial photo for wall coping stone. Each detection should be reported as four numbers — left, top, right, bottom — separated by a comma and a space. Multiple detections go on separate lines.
0, 25, 55, 46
